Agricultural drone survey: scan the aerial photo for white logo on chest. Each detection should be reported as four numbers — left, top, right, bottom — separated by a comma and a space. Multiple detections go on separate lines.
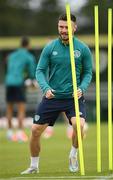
52, 51, 58, 56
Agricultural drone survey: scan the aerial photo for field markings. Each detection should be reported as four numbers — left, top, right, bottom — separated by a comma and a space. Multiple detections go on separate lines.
0, 174, 113, 180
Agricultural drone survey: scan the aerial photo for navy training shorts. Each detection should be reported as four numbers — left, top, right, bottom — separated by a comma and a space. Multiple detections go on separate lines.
6, 86, 26, 103
33, 96, 86, 126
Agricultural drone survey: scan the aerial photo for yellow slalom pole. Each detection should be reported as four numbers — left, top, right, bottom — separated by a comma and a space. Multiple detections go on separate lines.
108, 8, 113, 171
94, 5, 101, 172
66, 3, 85, 175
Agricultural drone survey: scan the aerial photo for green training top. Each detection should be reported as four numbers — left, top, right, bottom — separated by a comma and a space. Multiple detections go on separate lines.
36, 37, 93, 99
5, 48, 36, 86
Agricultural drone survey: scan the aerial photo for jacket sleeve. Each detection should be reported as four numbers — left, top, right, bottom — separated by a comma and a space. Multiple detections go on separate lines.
79, 46, 93, 92
36, 44, 52, 94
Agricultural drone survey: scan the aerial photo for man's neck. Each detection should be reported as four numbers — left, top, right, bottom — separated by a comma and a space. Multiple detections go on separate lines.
59, 36, 75, 46
59, 37, 69, 46
62, 40, 69, 45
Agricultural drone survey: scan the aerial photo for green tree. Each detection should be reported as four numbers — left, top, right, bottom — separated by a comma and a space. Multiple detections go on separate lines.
33, 0, 62, 35
0, 0, 34, 36
0, 0, 62, 36
80, 0, 113, 34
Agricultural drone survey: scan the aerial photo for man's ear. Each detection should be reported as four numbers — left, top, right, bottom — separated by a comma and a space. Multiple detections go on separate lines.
74, 24, 77, 32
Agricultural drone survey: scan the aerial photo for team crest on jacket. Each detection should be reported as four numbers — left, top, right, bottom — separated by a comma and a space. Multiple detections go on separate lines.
74, 50, 81, 58
34, 115, 40, 121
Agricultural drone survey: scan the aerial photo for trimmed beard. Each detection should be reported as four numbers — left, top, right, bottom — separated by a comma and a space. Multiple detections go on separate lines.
59, 33, 69, 42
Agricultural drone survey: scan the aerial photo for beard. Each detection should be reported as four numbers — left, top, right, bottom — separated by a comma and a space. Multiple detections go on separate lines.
59, 33, 69, 42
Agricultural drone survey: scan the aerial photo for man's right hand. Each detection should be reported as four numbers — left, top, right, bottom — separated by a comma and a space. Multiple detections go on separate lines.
45, 89, 55, 99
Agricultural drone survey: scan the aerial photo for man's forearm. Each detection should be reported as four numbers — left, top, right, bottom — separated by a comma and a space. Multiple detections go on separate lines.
36, 69, 51, 94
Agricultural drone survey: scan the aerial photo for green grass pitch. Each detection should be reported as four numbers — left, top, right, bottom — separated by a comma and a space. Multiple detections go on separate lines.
0, 123, 113, 179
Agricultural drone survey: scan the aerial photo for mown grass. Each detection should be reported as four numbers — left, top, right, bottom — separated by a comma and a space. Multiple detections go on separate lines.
0, 123, 112, 179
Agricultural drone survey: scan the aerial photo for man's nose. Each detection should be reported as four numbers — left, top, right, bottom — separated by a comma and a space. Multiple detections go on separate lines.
62, 28, 68, 32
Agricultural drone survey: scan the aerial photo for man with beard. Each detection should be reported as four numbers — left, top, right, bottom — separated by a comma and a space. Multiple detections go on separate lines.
21, 13, 92, 174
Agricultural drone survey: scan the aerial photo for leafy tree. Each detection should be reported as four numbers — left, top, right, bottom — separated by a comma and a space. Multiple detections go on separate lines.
80, 0, 113, 34
0, 0, 62, 36
33, 0, 62, 35
0, 0, 33, 36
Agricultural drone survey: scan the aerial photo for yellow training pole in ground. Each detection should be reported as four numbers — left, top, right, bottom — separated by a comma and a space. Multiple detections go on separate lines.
108, 8, 113, 171
94, 5, 101, 172
66, 3, 85, 175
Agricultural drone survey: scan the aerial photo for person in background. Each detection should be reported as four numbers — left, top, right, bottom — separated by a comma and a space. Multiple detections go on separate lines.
5, 37, 36, 142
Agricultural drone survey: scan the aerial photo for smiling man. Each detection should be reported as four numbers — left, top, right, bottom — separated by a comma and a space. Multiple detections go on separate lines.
21, 13, 92, 174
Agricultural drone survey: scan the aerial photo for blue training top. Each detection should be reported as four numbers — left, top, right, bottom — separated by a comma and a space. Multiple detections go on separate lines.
5, 48, 36, 86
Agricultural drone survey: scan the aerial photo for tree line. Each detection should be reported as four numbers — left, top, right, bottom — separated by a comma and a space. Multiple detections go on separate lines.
0, 0, 112, 36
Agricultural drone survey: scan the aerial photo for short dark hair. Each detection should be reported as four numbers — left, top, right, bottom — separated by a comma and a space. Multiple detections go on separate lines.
58, 13, 76, 23
21, 36, 29, 47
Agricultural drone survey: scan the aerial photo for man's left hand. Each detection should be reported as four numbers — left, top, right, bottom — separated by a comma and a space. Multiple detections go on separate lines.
77, 88, 82, 99
72, 88, 82, 99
